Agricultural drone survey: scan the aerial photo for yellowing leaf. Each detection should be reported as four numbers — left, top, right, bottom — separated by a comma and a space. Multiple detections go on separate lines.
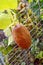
0, 0, 17, 11
0, 13, 12, 29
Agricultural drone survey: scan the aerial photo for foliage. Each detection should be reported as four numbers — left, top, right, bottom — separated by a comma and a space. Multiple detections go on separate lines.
0, 0, 17, 11
0, 13, 12, 29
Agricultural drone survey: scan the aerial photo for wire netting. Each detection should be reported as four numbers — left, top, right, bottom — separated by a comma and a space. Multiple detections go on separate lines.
0, 0, 43, 65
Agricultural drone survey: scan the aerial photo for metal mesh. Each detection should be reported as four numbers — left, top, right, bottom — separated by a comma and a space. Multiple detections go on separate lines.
0, 0, 43, 65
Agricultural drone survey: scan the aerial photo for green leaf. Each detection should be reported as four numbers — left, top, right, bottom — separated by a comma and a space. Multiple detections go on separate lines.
36, 51, 43, 58
28, 0, 33, 3
21, 62, 26, 65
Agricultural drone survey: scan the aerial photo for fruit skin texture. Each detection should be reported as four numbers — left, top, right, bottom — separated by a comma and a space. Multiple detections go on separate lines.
12, 24, 31, 49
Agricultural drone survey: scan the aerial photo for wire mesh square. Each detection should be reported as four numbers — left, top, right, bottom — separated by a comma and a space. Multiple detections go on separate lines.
0, 0, 43, 65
